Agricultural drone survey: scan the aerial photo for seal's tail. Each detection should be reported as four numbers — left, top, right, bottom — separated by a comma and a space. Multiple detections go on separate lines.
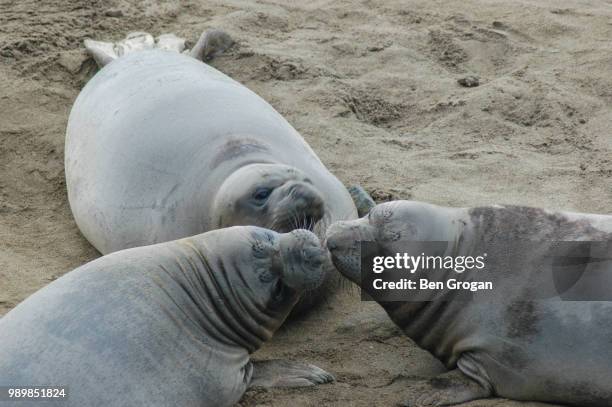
84, 30, 233, 68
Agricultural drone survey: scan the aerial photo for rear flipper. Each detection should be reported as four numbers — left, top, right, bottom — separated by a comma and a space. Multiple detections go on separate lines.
84, 30, 233, 68
347, 185, 376, 217
84, 31, 184, 68
189, 30, 234, 62
249, 359, 335, 388
401, 368, 492, 407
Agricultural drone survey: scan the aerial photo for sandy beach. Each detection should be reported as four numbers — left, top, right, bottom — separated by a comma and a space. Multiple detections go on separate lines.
1, 0, 611, 405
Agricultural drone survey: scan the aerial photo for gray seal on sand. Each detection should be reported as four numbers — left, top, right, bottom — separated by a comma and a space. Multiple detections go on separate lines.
326, 200, 612, 407
0, 226, 334, 407
65, 31, 357, 311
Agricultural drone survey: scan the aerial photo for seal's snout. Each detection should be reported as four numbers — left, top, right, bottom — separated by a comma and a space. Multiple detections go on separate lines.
275, 181, 325, 232
325, 221, 356, 254
288, 182, 324, 213
279, 229, 326, 292
325, 221, 365, 284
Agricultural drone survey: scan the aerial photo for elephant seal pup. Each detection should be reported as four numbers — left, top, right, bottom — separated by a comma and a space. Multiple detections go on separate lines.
0, 226, 333, 407
66, 36, 357, 311
326, 201, 612, 407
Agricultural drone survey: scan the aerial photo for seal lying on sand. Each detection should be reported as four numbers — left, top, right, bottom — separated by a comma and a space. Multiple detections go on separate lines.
65, 31, 357, 311
326, 200, 612, 407
0, 226, 333, 407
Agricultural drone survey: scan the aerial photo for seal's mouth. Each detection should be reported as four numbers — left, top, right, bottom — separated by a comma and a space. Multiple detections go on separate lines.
300, 215, 320, 232
279, 229, 326, 292
271, 183, 325, 233
258, 178, 326, 234
272, 214, 321, 233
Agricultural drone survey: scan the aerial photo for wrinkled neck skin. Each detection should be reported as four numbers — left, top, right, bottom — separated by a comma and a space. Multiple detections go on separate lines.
157, 237, 297, 354
375, 207, 476, 366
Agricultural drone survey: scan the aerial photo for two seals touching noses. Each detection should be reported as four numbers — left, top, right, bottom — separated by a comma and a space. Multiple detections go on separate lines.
327, 200, 612, 407
0, 227, 333, 407
65, 30, 357, 313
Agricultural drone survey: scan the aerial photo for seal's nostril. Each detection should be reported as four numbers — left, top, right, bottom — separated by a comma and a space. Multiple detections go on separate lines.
327, 239, 338, 251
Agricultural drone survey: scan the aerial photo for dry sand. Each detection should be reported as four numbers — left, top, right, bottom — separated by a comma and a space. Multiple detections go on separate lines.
1, 0, 611, 405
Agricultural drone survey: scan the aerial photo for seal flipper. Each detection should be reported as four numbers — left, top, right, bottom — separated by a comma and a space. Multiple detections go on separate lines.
85, 32, 157, 68
85, 29, 234, 67
401, 368, 492, 407
189, 30, 234, 62
347, 185, 376, 217
248, 359, 335, 388
84, 39, 117, 67
155, 33, 186, 53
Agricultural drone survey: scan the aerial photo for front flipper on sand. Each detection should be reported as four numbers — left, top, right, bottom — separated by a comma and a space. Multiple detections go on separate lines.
249, 359, 335, 388
347, 185, 376, 217
401, 369, 492, 407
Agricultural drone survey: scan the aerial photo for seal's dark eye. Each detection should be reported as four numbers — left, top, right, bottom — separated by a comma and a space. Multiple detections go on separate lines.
253, 187, 272, 202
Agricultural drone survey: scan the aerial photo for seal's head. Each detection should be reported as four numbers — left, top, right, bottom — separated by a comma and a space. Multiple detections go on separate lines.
247, 227, 327, 297
212, 226, 326, 310
212, 164, 326, 233
325, 201, 444, 285
243, 227, 328, 335
194, 226, 327, 350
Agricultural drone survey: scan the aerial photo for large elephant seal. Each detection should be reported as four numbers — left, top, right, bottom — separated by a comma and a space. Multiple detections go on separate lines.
65, 34, 357, 310
326, 200, 612, 407
0, 226, 333, 407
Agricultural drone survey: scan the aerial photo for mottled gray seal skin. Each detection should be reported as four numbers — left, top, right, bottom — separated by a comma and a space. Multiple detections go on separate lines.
0, 226, 333, 407
326, 201, 612, 407
65, 48, 357, 311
